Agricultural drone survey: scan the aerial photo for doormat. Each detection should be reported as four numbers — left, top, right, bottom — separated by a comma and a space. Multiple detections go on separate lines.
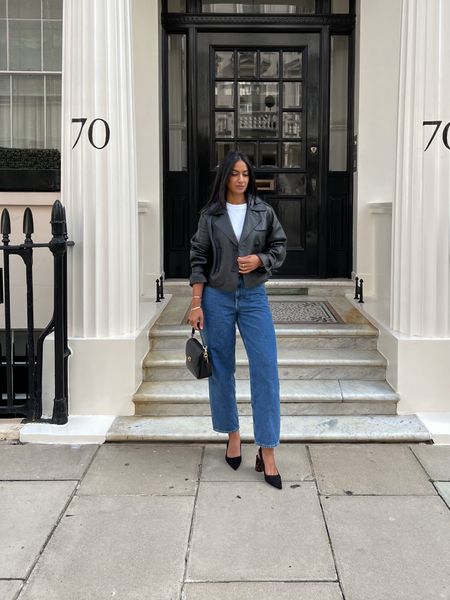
182, 300, 342, 324
268, 300, 343, 324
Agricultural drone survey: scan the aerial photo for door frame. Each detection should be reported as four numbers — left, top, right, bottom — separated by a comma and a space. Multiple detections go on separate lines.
162, 6, 356, 279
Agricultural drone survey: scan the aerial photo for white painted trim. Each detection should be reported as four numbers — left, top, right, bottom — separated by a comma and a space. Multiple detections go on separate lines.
368, 202, 392, 214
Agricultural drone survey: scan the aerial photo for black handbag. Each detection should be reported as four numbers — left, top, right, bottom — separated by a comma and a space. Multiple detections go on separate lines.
185, 327, 212, 379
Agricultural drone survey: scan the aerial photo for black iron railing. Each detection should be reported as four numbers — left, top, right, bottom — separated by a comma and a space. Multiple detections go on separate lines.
354, 276, 364, 303
0, 200, 73, 424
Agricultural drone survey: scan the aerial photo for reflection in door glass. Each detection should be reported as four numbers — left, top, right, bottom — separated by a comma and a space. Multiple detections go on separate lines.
283, 112, 302, 138
216, 141, 235, 165
239, 82, 278, 138
283, 82, 302, 108
215, 82, 234, 108
282, 52, 302, 78
282, 142, 302, 168
202, 1, 315, 14
260, 52, 279, 77
215, 112, 235, 137
329, 35, 348, 170
168, 34, 187, 171
260, 143, 278, 167
238, 51, 257, 77
237, 142, 256, 165
215, 51, 235, 78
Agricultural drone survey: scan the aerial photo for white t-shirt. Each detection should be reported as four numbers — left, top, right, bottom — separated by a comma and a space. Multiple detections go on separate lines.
226, 201, 247, 241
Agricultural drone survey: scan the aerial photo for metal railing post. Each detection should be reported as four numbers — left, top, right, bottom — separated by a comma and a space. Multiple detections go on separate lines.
49, 200, 69, 424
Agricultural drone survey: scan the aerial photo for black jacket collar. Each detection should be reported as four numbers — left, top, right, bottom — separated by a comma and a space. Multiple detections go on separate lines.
212, 195, 266, 246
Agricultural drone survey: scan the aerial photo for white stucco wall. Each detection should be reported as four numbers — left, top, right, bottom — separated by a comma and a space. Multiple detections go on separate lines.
353, 0, 402, 316
131, 0, 164, 299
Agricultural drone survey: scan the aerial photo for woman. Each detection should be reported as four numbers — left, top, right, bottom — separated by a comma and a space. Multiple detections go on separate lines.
188, 151, 287, 489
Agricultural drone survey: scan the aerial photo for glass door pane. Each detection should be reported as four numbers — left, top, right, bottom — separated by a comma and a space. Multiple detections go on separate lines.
329, 35, 349, 171
331, 0, 349, 13
168, 34, 187, 171
238, 82, 279, 138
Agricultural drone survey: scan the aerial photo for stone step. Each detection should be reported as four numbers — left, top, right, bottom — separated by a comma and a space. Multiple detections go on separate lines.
143, 348, 387, 381
150, 323, 378, 351
107, 414, 432, 443
164, 278, 354, 297
133, 379, 399, 416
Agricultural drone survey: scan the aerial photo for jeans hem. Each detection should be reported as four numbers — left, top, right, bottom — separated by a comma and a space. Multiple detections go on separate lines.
213, 426, 240, 434
255, 441, 280, 448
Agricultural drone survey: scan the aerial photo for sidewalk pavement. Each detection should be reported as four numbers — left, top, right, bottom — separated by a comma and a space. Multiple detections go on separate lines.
1, 441, 449, 600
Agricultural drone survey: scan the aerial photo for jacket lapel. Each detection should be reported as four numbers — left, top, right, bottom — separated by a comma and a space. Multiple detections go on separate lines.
239, 196, 265, 244
213, 211, 239, 246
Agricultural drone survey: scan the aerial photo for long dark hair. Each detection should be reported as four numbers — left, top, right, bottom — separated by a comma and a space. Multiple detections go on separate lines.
201, 151, 257, 215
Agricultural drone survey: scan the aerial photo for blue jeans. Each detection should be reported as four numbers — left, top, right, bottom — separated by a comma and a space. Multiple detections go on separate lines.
202, 275, 280, 448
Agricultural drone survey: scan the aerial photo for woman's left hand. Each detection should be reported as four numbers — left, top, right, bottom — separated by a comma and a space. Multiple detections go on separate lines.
237, 254, 263, 274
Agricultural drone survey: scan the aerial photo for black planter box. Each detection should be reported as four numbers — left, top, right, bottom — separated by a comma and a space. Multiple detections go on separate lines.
0, 169, 61, 192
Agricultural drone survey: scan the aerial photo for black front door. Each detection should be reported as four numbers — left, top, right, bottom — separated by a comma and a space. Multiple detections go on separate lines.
197, 32, 321, 277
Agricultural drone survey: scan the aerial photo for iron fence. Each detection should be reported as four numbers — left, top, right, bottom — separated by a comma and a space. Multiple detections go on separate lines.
0, 199, 73, 424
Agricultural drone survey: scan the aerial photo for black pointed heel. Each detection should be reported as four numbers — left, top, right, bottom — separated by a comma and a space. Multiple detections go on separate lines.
255, 447, 282, 489
225, 439, 241, 470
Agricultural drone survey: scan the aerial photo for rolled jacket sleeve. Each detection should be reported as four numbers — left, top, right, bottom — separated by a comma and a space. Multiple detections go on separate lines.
189, 213, 211, 286
256, 207, 287, 274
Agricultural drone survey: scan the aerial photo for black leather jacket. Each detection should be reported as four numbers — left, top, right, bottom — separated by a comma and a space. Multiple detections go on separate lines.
189, 195, 287, 291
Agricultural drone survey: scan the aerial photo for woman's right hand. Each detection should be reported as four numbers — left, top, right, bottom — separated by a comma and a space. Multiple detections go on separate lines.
187, 306, 204, 329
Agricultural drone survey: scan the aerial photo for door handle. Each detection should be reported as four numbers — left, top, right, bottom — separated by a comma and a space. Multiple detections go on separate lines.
309, 145, 318, 155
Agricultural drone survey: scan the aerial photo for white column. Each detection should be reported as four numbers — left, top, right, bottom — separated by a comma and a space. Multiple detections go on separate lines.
61, 0, 139, 337
391, 0, 450, 337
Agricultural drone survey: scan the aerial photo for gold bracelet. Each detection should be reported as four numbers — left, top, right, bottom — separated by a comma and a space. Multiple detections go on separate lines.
190, 306, 201, 311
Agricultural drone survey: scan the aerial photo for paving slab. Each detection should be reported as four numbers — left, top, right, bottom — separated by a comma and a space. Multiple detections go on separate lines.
18, 495, 194, 600
187, 481, 336, 581
322, 495, 450, 600
78, 443, 201, 496
309, 444, 436, 495
183, 582, 343, 600
201, 443, 313, 482
0, 481, 76, 579
410, 444, 450, 480
0, 580, 23, 600
0, 444, 98, 480
435, 481, 450, 509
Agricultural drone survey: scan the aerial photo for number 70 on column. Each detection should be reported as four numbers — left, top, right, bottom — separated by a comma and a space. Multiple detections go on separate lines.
71, 118, 111, 150
423, 121, 450, 151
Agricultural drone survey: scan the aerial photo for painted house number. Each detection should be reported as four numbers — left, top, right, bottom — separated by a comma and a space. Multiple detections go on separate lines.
72, 118, 111, 150
423, 121, 450, 151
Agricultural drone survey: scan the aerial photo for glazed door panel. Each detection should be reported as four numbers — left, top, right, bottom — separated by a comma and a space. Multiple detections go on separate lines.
197, 32, 321, 277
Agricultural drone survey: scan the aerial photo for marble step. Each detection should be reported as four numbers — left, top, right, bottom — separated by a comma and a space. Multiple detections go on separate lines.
107, 414, 432, 443
164, 278, 354, 297
143, 348, 387, 381
133, 379, 399, 416
150, 323, 378, 351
